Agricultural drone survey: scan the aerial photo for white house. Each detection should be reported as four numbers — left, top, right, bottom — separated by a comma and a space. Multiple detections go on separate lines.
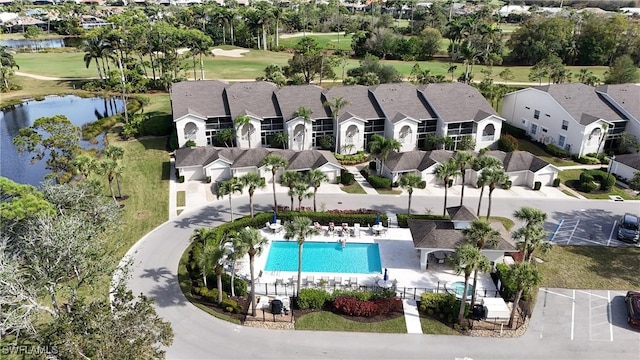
596, 84, 640, 146
609, 154, 640, 183
501, 84, 629, 157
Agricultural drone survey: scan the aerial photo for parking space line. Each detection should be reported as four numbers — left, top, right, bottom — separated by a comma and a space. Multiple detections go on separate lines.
567, 220, 580, 245
569, 236, 608, 246
571, 289, 575, 340
607, 291, 613, 342
577, 290, 608, 300
549, 219, 564, 242
543, 288, 574, 300
607, 220, 617, 246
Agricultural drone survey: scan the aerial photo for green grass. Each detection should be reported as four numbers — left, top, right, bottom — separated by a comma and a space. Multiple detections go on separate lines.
515, 138, 579, 166
557, 169, 640, 200
537, 245, 640, 290
340, 182, 367, 194
376, 188, 402, 195
278, 33, 353, 51
420, 316, 461, 335
294, 311, 407, 332
489, 216, 515, 231
177, 191, 186, 207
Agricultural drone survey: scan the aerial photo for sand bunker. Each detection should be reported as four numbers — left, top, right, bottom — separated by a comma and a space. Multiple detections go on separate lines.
211, 48, 250, 58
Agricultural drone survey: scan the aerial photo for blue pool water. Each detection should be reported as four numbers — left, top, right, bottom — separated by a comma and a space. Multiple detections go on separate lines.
447, 281, 474, 298
264, 241, 382, 274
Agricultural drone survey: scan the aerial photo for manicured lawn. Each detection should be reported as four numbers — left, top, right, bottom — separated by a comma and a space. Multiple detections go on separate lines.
537, 245, 640, 290
420, 316, 461, 335
340, 182, 367, 194
489, 216, 515, 231
294, 311, 407, 333
557, 169, 640, 200
278, 33, 353, 51
177, 191, 186, 207
377, 188, 402, 195
515, 138, 579, 166
1, 76, 94, 106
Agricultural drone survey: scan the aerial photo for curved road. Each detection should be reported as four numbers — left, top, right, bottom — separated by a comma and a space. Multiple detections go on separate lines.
126, 193, 639, 359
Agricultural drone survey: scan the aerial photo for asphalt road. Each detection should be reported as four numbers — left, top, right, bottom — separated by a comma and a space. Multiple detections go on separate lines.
126, 194, 640, 359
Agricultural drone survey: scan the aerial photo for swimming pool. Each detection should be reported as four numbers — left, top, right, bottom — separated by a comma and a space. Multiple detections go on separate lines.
446, 281, 474, 298
264, 241, 382, 274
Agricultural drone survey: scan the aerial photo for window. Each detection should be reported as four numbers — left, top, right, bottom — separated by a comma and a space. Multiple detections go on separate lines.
531, 123, 538, 135
561, 120, 568, 131
558, 135, 565, 147
542, 127, 548, 133
525, 106, 530, 110
534, 110, 540, 119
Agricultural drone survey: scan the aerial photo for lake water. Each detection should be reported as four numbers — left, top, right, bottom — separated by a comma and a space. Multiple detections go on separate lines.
0, 37, 83, 49
0, 95, 124, 186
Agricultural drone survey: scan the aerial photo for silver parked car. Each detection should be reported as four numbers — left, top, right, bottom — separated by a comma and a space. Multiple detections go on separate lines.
618, 213, 640, 243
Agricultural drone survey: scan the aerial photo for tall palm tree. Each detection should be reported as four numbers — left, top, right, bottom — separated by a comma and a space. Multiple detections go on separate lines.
228, 232, 247, 297
483, 167, 508, 219
283, 216, 319, 295
323, 96, 350, 154
215, 128, 236, 147
453, 151, 474, 206
0, 45, 19, 90
95, 158, 118, 205
239, 173, 266, 217
452, 244, 490, 324
472, 155, 502, 216
289, 181, 313, 211
463, 219, 500, 306
507, 262, 542, 328
513, 206, 549, 262
235, 227, 268, 316
189, 227, 216, 288
71, 154, 95, 179
82, 36, 109, 82
306, 169, 328, 212
215, 177, 243, 221
261, 154, 288, 210
234, 115, 253, 148
280, 170, 301, 211
399, 173, 422, 214
103, 145, 125, 198
369, 134, 402, 175
205, 235, 229, 304
294, 106, 313, 150
433, 159, 461, 216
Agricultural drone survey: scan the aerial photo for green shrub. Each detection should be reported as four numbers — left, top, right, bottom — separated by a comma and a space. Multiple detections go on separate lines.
341, 172, 355, 185
335, 151, 368, 165
581, 181, 598, 192
496, 263, 517, 300
579, 169, 615, 191
330, 289, 373, 301
368, 175, 392, 189
221, 273, 248, 297
418, 180, 427, 189
573, 155, 600, 165
178, 176, 185, 183
220, 298, 242, 313
206, 176, 212, 183
201, 288, 228, 304
545, 144, 570, 158
552, 178, 561, 187
502, 180, 512, 190
502, 122, 527, 138
533, 181, 541, 190
419, 292, 464, 322
498, 134, 519, 152
184, 140, 196, 148
297, 288, 329, 310
397, 214, 449, 228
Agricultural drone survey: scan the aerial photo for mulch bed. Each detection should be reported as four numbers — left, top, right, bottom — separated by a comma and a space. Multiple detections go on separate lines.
292, 304, 404, 323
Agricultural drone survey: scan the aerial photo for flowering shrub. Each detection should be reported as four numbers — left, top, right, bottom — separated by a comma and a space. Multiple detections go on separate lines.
332, 295, 402, 317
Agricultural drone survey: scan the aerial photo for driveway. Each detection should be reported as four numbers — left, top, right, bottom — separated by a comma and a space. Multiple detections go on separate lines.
125, 194, 640, 359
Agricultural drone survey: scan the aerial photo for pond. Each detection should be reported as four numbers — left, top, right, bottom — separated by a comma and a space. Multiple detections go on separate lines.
0, 95, 124, 186
0, 37, 83, 49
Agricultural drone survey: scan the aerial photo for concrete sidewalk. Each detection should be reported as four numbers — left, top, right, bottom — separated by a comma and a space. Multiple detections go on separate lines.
403, 299, 423, 334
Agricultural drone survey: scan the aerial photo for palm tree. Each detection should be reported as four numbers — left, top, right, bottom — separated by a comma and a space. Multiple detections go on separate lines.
280, 170, 301, 211
72, 154, 95, 178
228, 232, 247, 297
234, 115, 253, 148
283, 216, 319, 295
82, 36, 109, 82
369, 134, 402, 175
103, 145, 125, 198
453, 151, 474, 206
261, 154, 288, 210
239, 173, 266, 217
513, 206, 549, 262
452, 244, 490, 324
399, 173, 422, 214
235, 227, 268, 316
0, 45, 19, 90
483, 167, 509, 219
189, 227, 216, 288
507, 262, 542, 328
294, 106, 313, 150
205, 235, 229, 303
289, 181, 313, 211
306, 169, 328, 212
95, 158, 118, 205
433, 159, 461, 216
463, 219, 500, 306
472, 155, 503, 216
323, 97, 350, 154
215, 177, 243, 221
215, 128, 236, 147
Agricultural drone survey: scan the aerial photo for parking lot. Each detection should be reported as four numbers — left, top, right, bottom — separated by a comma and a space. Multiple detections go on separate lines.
548, 217, 637, 247
534, 288, 640, 343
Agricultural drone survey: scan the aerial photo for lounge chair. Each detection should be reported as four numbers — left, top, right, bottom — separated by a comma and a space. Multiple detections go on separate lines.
306, 276, 315, 287
349, 277, 358, 289
353, 223, 360, 237
320, 276, 330, 287
333, 276, 343, 287
275, 278, 285, 286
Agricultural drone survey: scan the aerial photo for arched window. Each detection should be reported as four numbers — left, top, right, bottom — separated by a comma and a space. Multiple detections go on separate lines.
482, 124, 495, 140
399, 126, 412, 144
588, 128, 601, 144
345, 125, 358, 144
294, 124, 305, 142
184, 122, 198, 140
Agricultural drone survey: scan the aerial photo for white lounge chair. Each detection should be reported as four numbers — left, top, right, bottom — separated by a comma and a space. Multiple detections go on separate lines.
305, 276, 315, 287
353, 223, 360, 237
333, 276, 343, 287
349, 277, 358, 288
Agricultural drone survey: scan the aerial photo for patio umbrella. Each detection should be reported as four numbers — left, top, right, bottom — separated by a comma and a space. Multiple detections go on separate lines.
273, 211, 277, 224
376, 213, 381, 225
383, 268, 388, 281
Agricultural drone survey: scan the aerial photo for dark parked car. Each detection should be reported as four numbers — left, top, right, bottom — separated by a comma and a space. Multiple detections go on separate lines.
617, 213, 640, 243
626, 291, 640, 329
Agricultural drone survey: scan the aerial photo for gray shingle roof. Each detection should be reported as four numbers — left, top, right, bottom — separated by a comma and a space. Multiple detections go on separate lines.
225, 81, 280, 120
535, 83, 625, 125
274, 85, 331, 121
384, 151, 434, 172
596, 84, 640, 121
485, 150, 551, 172
407, 219, 515, 250
171, 80, 229, 120
370, 83, 436, 122
613, 153, 640, 171
322, 85, 384, 120
174, 147, 225, 167
447, 205, 476, 221
418, 83, 499, 123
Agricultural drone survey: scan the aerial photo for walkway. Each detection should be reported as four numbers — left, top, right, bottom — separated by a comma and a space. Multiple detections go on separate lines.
345, 165, 377, 195
403, 299, 423, 334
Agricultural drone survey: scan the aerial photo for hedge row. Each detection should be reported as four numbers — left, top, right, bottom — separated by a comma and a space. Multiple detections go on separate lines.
418, 292, 468, 324
397, 214, 449, 228
545, 144, 570, 158
579, 169, 615, 192
297, 288, 401, 317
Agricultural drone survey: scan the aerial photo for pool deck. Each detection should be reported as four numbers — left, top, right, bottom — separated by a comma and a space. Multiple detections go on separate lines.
240, 227, 498, 298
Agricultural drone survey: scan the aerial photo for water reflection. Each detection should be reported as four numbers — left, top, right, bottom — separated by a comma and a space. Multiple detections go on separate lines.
0, 37, 83, 49
0, 95, 124, 186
